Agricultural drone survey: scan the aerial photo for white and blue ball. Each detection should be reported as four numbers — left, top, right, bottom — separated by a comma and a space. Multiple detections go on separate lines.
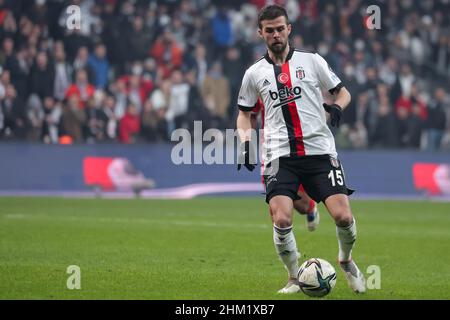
297, 258, 337, 297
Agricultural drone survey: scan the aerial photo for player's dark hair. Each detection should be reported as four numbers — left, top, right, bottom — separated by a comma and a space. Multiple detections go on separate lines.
258, 5, 289, 29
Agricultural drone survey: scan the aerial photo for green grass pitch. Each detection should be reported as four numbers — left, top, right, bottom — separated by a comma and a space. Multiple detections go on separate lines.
0, 197, 449, 299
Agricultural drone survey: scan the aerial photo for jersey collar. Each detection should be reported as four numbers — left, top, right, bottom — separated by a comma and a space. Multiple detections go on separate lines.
264, 47, 294, 65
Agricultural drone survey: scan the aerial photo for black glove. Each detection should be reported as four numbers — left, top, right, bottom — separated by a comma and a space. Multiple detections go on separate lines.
323, 103, 343, 127
237, 141, 256, 172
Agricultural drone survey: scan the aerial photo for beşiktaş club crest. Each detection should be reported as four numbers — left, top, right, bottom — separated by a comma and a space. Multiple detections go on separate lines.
296, 67, 305, 80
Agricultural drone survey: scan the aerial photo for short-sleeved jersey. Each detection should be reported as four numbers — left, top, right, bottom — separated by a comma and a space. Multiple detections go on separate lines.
238, 48, 342, 164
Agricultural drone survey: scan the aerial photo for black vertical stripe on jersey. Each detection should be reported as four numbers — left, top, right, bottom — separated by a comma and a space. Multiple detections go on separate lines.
273, 64, 297, 156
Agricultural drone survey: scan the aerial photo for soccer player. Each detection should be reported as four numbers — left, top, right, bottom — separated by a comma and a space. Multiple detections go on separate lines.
250, 99, 320, 232
236, 5, 366, 294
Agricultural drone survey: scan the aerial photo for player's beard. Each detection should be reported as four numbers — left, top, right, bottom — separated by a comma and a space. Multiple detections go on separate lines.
269, 40, 287, 54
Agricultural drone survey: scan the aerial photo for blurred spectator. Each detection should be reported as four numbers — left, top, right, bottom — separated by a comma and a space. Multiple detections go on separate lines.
171, 15, 187, 51
371, 90, 398, 148
119, 102, 140, 144
185, 14, 210, 51
426, 87, 448, 150
99, 94, 118, 141
100, 1, 128, 75
120, 74, 153, 113
353, 49, 368, 85
41, 96, 61, 144
141, 58, 158, 84
73, 46, 94, 83
17, 16, 34, 51
0, 84, 26, 139
0, 37, 14, 66
379, 57, 399, 88
0, 69, 11, 99
397, 63, 415, 98
84, 95, 104, 143
150, 28, 183, 79
63, 28, 91, 63
396, 104, 411, 148
432, 34, 450, 77
348, 122, 368, 149
165, 69, 190, 134
185, 43, 208, 87
112, 78, 128, 119
357, 92, 376, 146
409, 84, 428, 120
4, 45, 29, 98
201, 61, 230, 129
65, 69, 96, 109
340, 62, 360, 127
148, 79, 171, 117
141, 98, 168, 143
390, 33, 410, 63
60, 95, 85, 143
26, 94, 44, 141
128, 16, 153, 62
211, 6, 233, 58
29, 51, 54, 99
185, 69, 209, 131
0, 13, 17, 46
394, 82, 428, 120
222, 46, 245, 123
406, 102, 426, 149
53, 41, 72, 101
88, 43, 109, 89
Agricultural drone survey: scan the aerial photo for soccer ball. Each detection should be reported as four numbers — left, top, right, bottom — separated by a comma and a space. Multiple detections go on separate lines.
297, 258, 337, 297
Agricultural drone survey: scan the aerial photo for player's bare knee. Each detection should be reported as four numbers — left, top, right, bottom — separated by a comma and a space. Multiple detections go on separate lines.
334, 212, 353, 227
273, 215, 292, 228
271, 206, 292, 227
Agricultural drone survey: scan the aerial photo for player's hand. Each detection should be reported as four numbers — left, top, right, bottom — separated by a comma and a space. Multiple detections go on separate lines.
237, 141, 256, 172
323, 103, 343, 127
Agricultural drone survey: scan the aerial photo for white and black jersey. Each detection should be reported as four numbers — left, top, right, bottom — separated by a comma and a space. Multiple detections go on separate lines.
238, 48, 343, 164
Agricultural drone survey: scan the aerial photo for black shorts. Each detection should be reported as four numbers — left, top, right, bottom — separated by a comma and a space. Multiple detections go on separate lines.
263, 155, 355, 204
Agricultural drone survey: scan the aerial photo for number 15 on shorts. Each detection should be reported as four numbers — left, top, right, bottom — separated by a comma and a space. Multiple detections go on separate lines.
328, 169, 344, 187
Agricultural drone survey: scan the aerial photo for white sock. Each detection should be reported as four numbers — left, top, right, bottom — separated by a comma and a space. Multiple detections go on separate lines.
273, 224, 300, 278
336, 218, 357, 262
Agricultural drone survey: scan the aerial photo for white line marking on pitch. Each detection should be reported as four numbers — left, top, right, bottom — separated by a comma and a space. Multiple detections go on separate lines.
2, 213, 269, 229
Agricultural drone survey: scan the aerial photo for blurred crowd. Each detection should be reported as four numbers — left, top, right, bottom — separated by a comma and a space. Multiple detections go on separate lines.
0, 0, 449, 150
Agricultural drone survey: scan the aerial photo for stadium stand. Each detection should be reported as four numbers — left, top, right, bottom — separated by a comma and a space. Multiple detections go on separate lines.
0, 0, 449, 150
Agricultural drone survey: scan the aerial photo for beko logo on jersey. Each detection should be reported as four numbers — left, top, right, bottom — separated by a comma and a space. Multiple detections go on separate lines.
269, 86, 302, 108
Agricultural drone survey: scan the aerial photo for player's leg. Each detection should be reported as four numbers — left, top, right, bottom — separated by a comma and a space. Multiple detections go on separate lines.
269, 195, 301, 293
301, 156, 365, 293
323, 194, 366, 293
264, 158, 303, 293
293, 186, 320, 231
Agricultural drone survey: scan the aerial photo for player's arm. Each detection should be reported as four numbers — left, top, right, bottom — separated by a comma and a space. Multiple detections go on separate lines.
236, 69, 258, 171
236, 110, 257, 171
323, 85, 351, 128
237, 110, 253, 142
314, 53, 350, 127
332, 86, 351, 111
